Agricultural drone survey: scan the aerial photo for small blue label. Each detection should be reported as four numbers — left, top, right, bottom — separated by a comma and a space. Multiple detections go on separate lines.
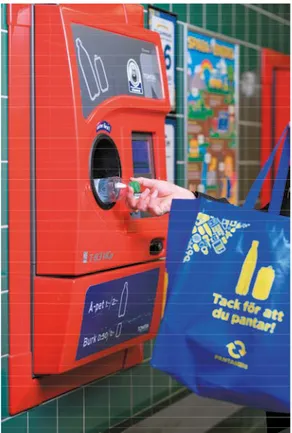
76, 268, 160, 360
129, 80, 143, 95
96, 121, 111, 134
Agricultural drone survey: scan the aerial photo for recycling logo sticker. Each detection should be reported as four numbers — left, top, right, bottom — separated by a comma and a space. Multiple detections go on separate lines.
214, 340, 248, 370
127, 59, 143, 95
226, 340, 246, 359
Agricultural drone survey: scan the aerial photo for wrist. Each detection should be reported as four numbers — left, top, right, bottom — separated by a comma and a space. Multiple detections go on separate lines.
177, 186, 195, 200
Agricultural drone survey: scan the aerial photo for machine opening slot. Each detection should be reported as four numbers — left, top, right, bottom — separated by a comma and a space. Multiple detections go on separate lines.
90, 134, 121, 210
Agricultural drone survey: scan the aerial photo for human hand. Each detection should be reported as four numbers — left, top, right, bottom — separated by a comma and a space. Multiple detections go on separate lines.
125, 178, 195, 216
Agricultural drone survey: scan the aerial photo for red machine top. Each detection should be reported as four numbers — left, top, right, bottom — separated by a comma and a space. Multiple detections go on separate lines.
33, 4, 170, 276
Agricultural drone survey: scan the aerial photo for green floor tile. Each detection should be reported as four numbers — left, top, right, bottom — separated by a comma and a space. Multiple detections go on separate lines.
1, 97, 8, 161
132, 363, 152, 414
1, 31, 8, 96
283, 25, 290, 55
1, 4, 7, 30
109, 371, 132, 426
260, 14, 270, 49
176, 67, 184, 115
281, 5, 290, 21
247, 47, 259, 73
1, 414, 27, 433
248, 8, 258, 46
1, 162, 8, 226
1, 292, 8, 355
175, 117, 185, 187
1, 227, 8, 292
1, 275, 8, 292
29, 400, 57, 433
240, 46, 248, 75
143, 340, 153, 361
234, 4, 245, 41
172, 4, 187, 23
170, 377, 185, 393
1, 356, 9, 420
206, 4, 219, 33
152, 368, 170, 404
153, 4, 170, 12
175, 116, 185, 162
58, 389, 83, 433
221, 4, 233, 38
190, 4, 203, 27
144, 9, 148, 29
85, 378, 110, 433
176, 22, 184, 70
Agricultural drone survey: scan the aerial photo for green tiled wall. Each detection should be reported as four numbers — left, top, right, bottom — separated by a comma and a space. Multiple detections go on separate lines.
1, 3, 290, 432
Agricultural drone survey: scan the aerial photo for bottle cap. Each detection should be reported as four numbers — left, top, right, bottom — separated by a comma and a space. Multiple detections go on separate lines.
129, 181, 141, 194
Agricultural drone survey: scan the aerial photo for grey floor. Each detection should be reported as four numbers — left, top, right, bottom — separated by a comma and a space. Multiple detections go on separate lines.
124, 394, 268, 433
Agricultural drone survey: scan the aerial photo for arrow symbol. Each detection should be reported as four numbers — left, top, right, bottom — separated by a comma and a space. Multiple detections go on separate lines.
226, 340, 247, 359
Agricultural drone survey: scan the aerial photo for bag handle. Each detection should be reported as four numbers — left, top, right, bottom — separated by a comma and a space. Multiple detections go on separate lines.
243, 125, 290, 214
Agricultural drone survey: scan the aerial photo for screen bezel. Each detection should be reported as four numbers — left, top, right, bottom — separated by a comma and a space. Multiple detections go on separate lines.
131, 132, 155, 179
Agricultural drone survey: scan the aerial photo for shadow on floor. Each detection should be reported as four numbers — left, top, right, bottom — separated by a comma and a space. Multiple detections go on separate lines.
123, 394, 268, 433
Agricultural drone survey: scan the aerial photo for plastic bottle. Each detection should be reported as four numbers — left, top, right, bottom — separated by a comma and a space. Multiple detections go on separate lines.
235, 240, 259, 296
93, 177, 141, 205
252, 266, 275, 301
75, 38, 100, 101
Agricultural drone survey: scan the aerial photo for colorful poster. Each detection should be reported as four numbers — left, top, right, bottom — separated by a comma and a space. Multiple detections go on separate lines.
149, 7, 177, 112
165, 118, 176, 183
187, 30, 238, 204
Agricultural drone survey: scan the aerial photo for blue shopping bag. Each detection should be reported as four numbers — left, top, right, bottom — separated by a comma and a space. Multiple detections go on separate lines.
151, 125, 290, 413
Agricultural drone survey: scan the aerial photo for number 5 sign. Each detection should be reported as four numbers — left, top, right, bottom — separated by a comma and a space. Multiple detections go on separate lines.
149, 7, 177, 112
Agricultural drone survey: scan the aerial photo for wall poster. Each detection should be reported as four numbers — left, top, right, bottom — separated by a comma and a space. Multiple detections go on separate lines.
187, 30, 239, 204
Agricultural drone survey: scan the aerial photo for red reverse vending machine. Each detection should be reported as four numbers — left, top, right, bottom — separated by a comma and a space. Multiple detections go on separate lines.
8, 4, 170, 414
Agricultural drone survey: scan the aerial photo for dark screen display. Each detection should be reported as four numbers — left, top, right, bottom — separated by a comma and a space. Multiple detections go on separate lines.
131, 133, 154, 219
132, 134, 154, 178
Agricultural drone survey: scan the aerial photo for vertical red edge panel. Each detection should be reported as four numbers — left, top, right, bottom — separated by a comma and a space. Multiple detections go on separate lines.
8, 4, 143, 416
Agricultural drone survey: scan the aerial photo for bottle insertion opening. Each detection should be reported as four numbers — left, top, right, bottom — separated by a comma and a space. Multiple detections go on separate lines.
93, 177, 141, 206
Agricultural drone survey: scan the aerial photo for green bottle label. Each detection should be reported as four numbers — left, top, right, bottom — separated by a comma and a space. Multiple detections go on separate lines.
129, 181, 141, 194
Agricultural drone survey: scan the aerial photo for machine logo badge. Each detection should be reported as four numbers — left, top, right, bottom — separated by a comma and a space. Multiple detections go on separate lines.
96, 121, 111, 134
82, 251, 113, 263
127, 59, 143, 95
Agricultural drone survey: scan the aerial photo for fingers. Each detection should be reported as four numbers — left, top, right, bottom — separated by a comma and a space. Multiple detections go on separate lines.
125, 187, 151, 213
130, 177, 158, 189
136, 188, 151, 212
148, 193, 172, 216
148, 190, 164, 216
125, 186, 170, 217
125, 186, 138, 211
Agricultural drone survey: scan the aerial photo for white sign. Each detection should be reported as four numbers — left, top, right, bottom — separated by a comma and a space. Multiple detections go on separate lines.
165, 120, 175, 183
149, 9, 176, 111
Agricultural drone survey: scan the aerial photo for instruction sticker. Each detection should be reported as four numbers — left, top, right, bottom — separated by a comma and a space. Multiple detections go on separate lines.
76, 268, 159, 360
127, 59, 143, 95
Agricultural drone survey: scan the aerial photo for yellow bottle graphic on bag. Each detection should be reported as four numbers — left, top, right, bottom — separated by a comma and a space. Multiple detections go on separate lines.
252, 266, 275, 301
235, 240, 259, 296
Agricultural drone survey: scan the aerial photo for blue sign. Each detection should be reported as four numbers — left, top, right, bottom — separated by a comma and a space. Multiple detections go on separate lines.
96, 121, 111, 134
76, 268, 160, 360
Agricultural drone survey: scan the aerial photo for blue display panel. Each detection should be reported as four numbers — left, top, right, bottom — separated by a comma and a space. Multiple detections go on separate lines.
132, 133, 154, 179
76, 268, 160, 360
